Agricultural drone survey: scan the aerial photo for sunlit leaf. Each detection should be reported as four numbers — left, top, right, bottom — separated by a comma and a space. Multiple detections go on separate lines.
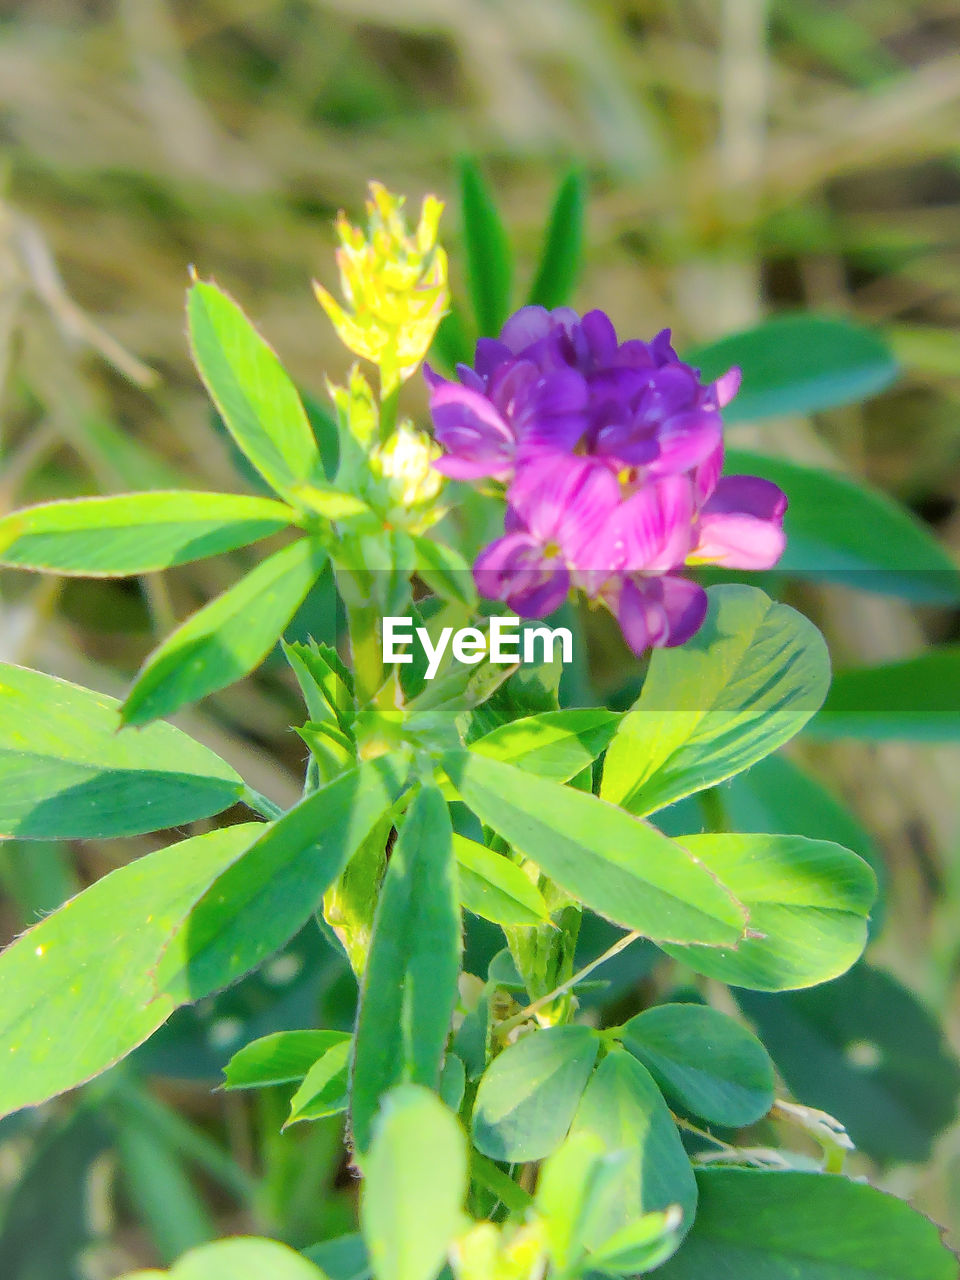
528, 169, 586, 309
459, 159, 513, 337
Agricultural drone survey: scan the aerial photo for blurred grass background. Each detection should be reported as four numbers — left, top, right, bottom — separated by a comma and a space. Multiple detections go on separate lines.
2, 1, 960, 1275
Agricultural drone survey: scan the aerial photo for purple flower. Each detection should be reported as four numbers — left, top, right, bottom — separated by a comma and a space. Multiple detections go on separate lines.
425, 305, 787, 656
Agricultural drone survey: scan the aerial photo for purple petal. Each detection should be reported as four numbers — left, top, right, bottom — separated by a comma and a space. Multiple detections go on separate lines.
693, 440, 724, 505
648, 409, 723, 477
580, 310, 619, 366
422, 363, 445, 391
474, 338, 514, 379
474, 532, 570, 618
702, 474, 788, 521
614, 574, 708, 655
456, 362, 487, 393
500, 306, 554, 353
509, 455, 619, 559
429, 382, 516, 480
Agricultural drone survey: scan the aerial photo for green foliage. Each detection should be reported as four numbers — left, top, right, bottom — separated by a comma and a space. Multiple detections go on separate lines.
351, 787, 461, 1153
687, 314, 899, 421
619, 1003, 776, 1127
466, 708, 620, 782
726, 449, 960, 604
286, 1037, 352, 1126
360, 1086, 467, 1280
0, 824, 260, 1118
471, 1026, 599, 1162
122, 536, 329, 726
223, 1030, 352, 1090
601, 585, 830, 817
657, 1168, 957, 1279
810, 645, 960, 740
738, 964, 960, 1164
528, 169, 587, 310
453, 834, 551, 927
570, 1050, 698, 1241
661, 833, 876, 990
187, 280, 325, 498
0, 490, 297, 575
458, 159, 513, 338
443, 751, 747, 945
0, 663, 242, 839
118, 1237, 330, 1279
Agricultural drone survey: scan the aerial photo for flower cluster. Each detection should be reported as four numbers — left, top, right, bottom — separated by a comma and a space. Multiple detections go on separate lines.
314, 182, 448, 394
425, 306, 787, 655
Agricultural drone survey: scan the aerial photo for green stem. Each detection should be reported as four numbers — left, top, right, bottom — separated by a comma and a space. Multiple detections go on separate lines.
242, 786, 285, 821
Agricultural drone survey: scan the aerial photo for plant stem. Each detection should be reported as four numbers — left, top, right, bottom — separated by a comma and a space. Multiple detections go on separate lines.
496, 928, 643, 1036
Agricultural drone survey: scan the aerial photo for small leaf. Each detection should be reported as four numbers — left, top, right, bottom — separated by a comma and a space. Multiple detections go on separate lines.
118, 1237, 329, 1279
471, 1025, 599, 1162
737, 962, 960, 1164
187, 280, 324, 497
601, 586, 830, 817
468, 707, 621, 782
726, 449, 960, 604
620, 1003, 775, 1127
459, 158, 513, 337
656, 1167, 957, 1280
304, 1235, 370, 1280
527, 168, 586, 309
809, 645, 960, 740
570, 1050, 697, 1241
443, 752, 746, 947
286, 1038, 352, 1126
453, 834, 551, 927
223, 1030, 351, 1090
686, 314, 898, 422
0, 824, 260, 1119
412, 536, 478, 608
156, 758, 407, 1005
361, 1085, 467, 1280
0, 663, 242, 839
352, 787, 461, 1154
661, 833, 876, 991
0, 491, 297, 576
122, 537, 328, 726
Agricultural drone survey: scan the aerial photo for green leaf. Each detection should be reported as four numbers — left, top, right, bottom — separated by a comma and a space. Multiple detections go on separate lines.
361, 1085, 467, 1280
304, 1236, 369, 1280
352, 786, 461, 1153
471, 1025, 599, 1162
468, 708, 621, 782
686, 314, 898, 422
656, 1167, 957, 1280
223, 1030, 352, 1090
737, 963, 960, 1164
453, 834, 551, 927
119, 1237, 329, 1279
156, 758, 406, 1004
286, 1037, 352, 1126
0, 823, 260, 1118
620, 1003, 775, 1127
187, 280, 323, 498
0, 491, 297, 576
809, 646, 960, 740
719, 754, 887, 935
661, 833, 876, 991
527, 169, 586, 309
0, 663, 243, 838
459, 159, 513, 337
412, 536, 478, 608
570, 1050, 698, 1240
601, 586, 830, 817
122, 537, 328, 726
443, 752, 746, 947
725, 449, 960, 604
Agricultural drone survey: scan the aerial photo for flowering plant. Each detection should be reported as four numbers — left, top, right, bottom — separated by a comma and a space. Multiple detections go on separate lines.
0, 175, 954, 1280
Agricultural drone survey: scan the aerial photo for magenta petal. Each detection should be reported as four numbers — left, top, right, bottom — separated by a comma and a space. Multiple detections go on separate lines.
693, 440, 725, 504
474, 532, 570, 618
711, 365, 742, 409
692, 511, 786, 569
615, 575, 708, 655
703, 474, 788, 521
612, 475, 695, 572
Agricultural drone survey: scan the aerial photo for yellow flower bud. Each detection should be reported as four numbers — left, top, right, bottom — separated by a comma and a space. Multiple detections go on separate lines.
315, 182, 449, 392
372, 421, 444, 513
